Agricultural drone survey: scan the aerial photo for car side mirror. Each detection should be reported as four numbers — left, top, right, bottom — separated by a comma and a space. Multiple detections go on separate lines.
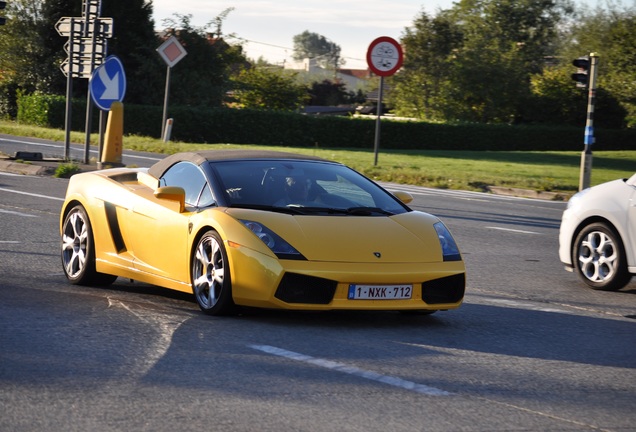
155, 186, 186, 212
392, 191, 413, 204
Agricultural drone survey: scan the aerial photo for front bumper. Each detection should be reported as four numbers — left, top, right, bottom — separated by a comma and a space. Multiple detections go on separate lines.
227, 243, 466, 311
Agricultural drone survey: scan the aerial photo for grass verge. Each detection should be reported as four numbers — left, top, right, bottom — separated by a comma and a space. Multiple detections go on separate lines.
1, 120, 634, 193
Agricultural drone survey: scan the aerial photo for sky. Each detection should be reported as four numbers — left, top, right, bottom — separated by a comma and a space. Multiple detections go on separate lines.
150, 0, 602, 70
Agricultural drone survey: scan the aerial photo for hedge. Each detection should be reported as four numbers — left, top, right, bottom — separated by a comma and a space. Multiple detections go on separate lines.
16, 93, 636, 151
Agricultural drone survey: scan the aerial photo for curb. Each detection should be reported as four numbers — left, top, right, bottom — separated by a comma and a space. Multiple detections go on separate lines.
0, 159, 54, 176
487, 186, 572, 201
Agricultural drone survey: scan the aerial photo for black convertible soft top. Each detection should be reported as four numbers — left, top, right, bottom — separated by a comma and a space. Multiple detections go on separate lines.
147, 149, 331, 180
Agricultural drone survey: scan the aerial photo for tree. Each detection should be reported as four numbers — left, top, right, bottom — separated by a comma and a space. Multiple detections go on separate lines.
391, 10, 462, 120
527, 66, 587, 125
102, 0, 165, 105
292, 31, 343, 69
0, 0, 163, 116
308, 80, 361, 106
519, 2, 635, 128
559, 4, 636, 127
527, 65, 626, 128
445, 0, 574, 122
0, 0, 62, 117
230, 66, 308, 111
0, 2, 249, 113
39, 0, 81, 96
160, 12, 247, 107
391, 0, 575, 123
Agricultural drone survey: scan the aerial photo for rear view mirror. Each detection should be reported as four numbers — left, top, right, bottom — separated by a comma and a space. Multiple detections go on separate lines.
392, 191, 413, 204
155, 186, 186, 212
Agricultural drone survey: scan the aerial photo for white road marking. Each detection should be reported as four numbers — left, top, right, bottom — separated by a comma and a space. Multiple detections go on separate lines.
467, 293, 632, 321
249, 344, 452, 396
486, 226, 541, 235
124, 153, 162, 162
0, 187, 64, 201
0, 138, 62, 148
485, 298, 570, 314
1, 137, 162, 163
0, 208, 39, 218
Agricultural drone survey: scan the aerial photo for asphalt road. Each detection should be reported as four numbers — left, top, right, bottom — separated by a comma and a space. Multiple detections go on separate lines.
1, 136, 635, 432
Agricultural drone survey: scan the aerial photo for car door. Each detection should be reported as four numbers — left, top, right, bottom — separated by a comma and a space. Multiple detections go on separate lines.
128, 162, 214, 284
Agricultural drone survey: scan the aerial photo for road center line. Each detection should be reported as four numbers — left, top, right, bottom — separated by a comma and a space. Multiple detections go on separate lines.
0, 187, 64, 201
486, 226, 541, 235
485, 298, 571, 314
249, 344, 452, 396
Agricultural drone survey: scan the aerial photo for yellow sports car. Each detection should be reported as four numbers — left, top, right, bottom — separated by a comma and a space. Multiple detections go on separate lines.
60, 150, 465, 315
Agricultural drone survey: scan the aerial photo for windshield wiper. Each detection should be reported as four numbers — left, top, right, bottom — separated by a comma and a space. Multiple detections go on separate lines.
345, 207, 395, 216
228, 204, 394, 216
228, 203, 305, 215
288, 206, 394, 216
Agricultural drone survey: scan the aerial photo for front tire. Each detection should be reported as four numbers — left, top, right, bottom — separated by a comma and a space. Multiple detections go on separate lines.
61, 205, 117, 286
191, 230, 236, 315
572, 222, 632, 291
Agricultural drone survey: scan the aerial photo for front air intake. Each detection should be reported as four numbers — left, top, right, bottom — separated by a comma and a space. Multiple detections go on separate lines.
421, 273, 466, 304
275, 273, 337, 304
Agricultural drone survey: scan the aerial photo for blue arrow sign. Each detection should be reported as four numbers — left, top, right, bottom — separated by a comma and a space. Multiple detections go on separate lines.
90, 55, 126, 111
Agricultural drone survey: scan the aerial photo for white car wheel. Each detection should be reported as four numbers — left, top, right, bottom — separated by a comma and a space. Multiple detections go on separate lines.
572, 222, 632, 291
191, 230, 236, 315
61, 205, 117, 286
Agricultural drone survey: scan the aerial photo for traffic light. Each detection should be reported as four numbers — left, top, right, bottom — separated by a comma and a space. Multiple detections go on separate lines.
0, 2, 6, 26
571, 56, 590, 88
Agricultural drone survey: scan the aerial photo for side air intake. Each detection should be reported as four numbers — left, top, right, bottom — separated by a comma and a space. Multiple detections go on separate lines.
421, 273, 465, 304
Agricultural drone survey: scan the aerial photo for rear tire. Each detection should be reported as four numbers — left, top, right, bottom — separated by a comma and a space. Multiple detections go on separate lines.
191, 230, 236, 315
572, 222, 632, 291
61, 205, 117, 286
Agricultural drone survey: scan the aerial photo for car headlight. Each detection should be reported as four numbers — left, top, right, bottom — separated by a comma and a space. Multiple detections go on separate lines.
433, 222, 461, 262
240, 220, 305, 260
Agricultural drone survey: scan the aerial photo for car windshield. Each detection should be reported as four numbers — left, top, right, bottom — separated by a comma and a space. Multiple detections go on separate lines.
210, 159, 409, 216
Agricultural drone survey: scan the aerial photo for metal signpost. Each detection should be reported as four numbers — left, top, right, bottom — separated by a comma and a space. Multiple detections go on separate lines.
156, 36, 188, 141
366, 37, 404, 166
56, 0, 113, 162
571, 53, 599, 191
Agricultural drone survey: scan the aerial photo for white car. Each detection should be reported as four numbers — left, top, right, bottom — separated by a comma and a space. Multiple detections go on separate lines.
559, 173, 636, 290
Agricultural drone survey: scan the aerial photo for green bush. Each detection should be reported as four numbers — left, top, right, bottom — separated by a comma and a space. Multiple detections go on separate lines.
15, 93, 636, 151
54, 163, 81, 178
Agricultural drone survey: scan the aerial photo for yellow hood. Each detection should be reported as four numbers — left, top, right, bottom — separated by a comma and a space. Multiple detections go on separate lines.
225, 209, 443, 263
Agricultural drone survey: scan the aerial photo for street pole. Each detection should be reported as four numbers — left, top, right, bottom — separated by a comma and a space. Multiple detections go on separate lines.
161, 65, 171, 140
373, 76, 384, 166
579, 53, 599, 191
63, 18, 75, 161
83, 23, 99, 164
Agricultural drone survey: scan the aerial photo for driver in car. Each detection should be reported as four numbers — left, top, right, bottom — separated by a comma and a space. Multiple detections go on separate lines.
276, 175, 319, 206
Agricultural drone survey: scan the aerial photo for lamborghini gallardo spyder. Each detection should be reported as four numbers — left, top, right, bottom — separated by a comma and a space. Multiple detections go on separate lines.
60, 150, 465, 315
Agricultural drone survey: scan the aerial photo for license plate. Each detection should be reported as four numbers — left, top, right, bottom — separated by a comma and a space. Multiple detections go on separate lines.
348, 284, 413, 300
